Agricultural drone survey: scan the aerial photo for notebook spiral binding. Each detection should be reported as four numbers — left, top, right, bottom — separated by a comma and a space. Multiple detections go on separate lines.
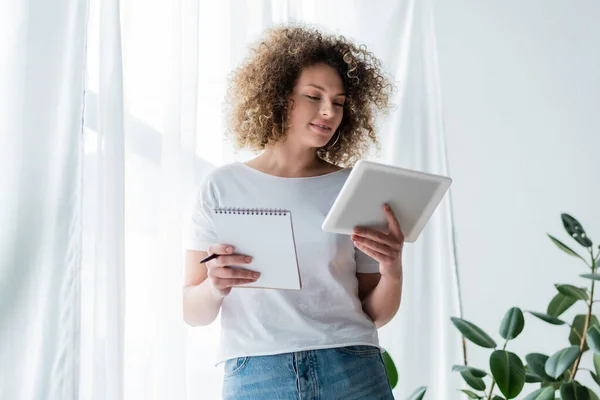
213, 207, 288, 216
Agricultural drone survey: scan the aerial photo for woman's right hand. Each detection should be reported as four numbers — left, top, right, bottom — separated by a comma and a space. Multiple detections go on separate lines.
204, 244, 260, 297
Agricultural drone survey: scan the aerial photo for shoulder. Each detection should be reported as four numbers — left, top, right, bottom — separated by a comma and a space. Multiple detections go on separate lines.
195, 163, 246, 200
199, 162, 244, 185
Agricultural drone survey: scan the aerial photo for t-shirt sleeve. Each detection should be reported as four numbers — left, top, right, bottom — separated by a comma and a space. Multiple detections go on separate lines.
355, 247, 380, 274
185, 178, 218, 251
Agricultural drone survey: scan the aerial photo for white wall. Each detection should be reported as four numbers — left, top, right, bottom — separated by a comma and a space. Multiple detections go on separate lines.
435, 0, 600, 395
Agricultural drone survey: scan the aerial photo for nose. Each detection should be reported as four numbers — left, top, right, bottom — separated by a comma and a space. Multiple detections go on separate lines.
319, 102, 334, 118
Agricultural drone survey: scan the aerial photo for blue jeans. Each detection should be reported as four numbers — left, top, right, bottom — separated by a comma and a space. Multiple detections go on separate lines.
222, 346, 394, 400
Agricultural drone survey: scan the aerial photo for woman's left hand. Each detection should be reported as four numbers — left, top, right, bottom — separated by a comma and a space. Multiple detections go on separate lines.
351, 203, 404, 282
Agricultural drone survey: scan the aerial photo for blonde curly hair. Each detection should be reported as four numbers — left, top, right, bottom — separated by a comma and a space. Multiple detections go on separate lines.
224, 25, 394, 167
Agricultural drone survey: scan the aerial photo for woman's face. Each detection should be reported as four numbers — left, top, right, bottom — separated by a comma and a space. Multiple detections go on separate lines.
286, 63, 346, 150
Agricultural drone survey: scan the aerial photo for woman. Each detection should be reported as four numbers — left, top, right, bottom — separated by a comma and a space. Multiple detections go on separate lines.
183, 25, 403, 400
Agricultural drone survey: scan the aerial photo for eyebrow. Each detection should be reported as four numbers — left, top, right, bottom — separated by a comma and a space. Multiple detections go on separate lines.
305, 84, 346, 97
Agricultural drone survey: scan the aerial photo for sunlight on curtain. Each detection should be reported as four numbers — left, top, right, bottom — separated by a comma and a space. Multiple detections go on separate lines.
81, 0, 271, 398
0, 0, 88, 399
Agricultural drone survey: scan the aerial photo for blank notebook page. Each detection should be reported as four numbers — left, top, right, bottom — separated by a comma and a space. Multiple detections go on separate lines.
212, 208, 301, 290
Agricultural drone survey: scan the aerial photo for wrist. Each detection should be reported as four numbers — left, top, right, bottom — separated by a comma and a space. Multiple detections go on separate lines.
380, 264, 403, 284
202, 279, 228, 301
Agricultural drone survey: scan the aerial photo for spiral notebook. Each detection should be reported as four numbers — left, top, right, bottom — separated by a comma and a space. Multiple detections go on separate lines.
212, 208, 301, 290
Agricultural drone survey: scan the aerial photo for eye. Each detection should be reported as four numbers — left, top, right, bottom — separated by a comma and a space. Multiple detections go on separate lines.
305, 95, 319, 101
334, 102, 345, 108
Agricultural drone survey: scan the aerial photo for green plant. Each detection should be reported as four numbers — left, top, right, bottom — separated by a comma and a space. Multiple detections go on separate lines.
382, 351, 427, 400
383, 346, 427, 399
448, 213, 600, 399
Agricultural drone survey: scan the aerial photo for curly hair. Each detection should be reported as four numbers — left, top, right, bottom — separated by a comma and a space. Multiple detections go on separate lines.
224, 24, 395, 167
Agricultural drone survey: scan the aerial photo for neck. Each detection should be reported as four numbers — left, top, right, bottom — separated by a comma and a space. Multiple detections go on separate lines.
254, 143, 324, 177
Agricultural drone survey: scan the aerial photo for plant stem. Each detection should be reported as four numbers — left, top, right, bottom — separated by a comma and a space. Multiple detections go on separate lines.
569, 248, 596, 381
486, 376, 497, 400
569, 324, 583, 341
486, 340, 508, 400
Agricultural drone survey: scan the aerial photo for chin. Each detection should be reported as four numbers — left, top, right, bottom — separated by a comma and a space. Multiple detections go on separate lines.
307, 138, 331, 149
307, 134, 334, 148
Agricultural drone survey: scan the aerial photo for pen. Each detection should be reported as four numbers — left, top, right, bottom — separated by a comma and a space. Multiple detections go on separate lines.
199, 253, 219, 264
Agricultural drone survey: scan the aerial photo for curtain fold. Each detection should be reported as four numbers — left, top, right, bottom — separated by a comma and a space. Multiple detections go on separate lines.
374, 0, 464, 397
0, 0, 89, 399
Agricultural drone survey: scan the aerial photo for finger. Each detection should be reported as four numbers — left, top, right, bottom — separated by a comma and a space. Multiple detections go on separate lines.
383, 204, 403, 239
211, 266, 261, 280
353, 228, 402, 251
352, 235, 398, 256
353, 241, 390, 264
207, 243, 234, 256
212, 277, 258, 290
207, 255, 252, 269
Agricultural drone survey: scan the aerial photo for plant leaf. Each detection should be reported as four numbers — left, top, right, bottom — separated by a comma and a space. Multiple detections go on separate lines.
581, 274, 600, 281
594, 353, 600, 377
527, 311, 566, 325
525, 371, 544, 383
588, 325, 600, 353
547, 292, 577, 317
526, 353, 556, 382
545, 346, 580, 379
381, 351, 398, 389
589, 388, 600, 400
460, 370, 486, 391
489, 350, 526, 399
556, 284, 589, 301
491, 397, 505, 400
405, 386, 427, 400
459, 390, 483, 399
559, 380, 590, 400
540, 380, 562, 391
548, 234, 587, 261
500, 307, 525, 340
522, 386, 555, 400
570, 315, 600, 351
451, 317, 497, 348
452, 365, 487, 378
562, 213, 593, 248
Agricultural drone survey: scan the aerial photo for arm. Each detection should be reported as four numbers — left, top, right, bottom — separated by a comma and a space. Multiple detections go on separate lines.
182, 245, 259, 326
182, 250, 224, 326
358, 271, 403, 329
353, 204, 405, 329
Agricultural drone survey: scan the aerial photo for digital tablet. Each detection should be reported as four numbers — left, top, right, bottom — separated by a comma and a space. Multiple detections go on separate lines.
321, 160, 452, 243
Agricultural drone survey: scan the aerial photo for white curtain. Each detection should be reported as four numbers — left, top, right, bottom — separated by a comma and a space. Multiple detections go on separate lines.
0, 0, 462, 398
364, 1, 465, 398
0, 0, 89, 399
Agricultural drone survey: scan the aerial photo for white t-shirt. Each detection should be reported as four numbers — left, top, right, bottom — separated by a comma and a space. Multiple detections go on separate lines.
187, 162, 381, 364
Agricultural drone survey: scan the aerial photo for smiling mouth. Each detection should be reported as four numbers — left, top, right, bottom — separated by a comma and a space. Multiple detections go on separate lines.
310, 123, 331, 131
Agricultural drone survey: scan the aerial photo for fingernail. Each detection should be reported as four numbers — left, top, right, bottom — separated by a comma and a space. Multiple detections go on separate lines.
385, 204, 390, 211
245, 256, 252, 263
253, 272, 260, 279
226, 246, 233, 253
